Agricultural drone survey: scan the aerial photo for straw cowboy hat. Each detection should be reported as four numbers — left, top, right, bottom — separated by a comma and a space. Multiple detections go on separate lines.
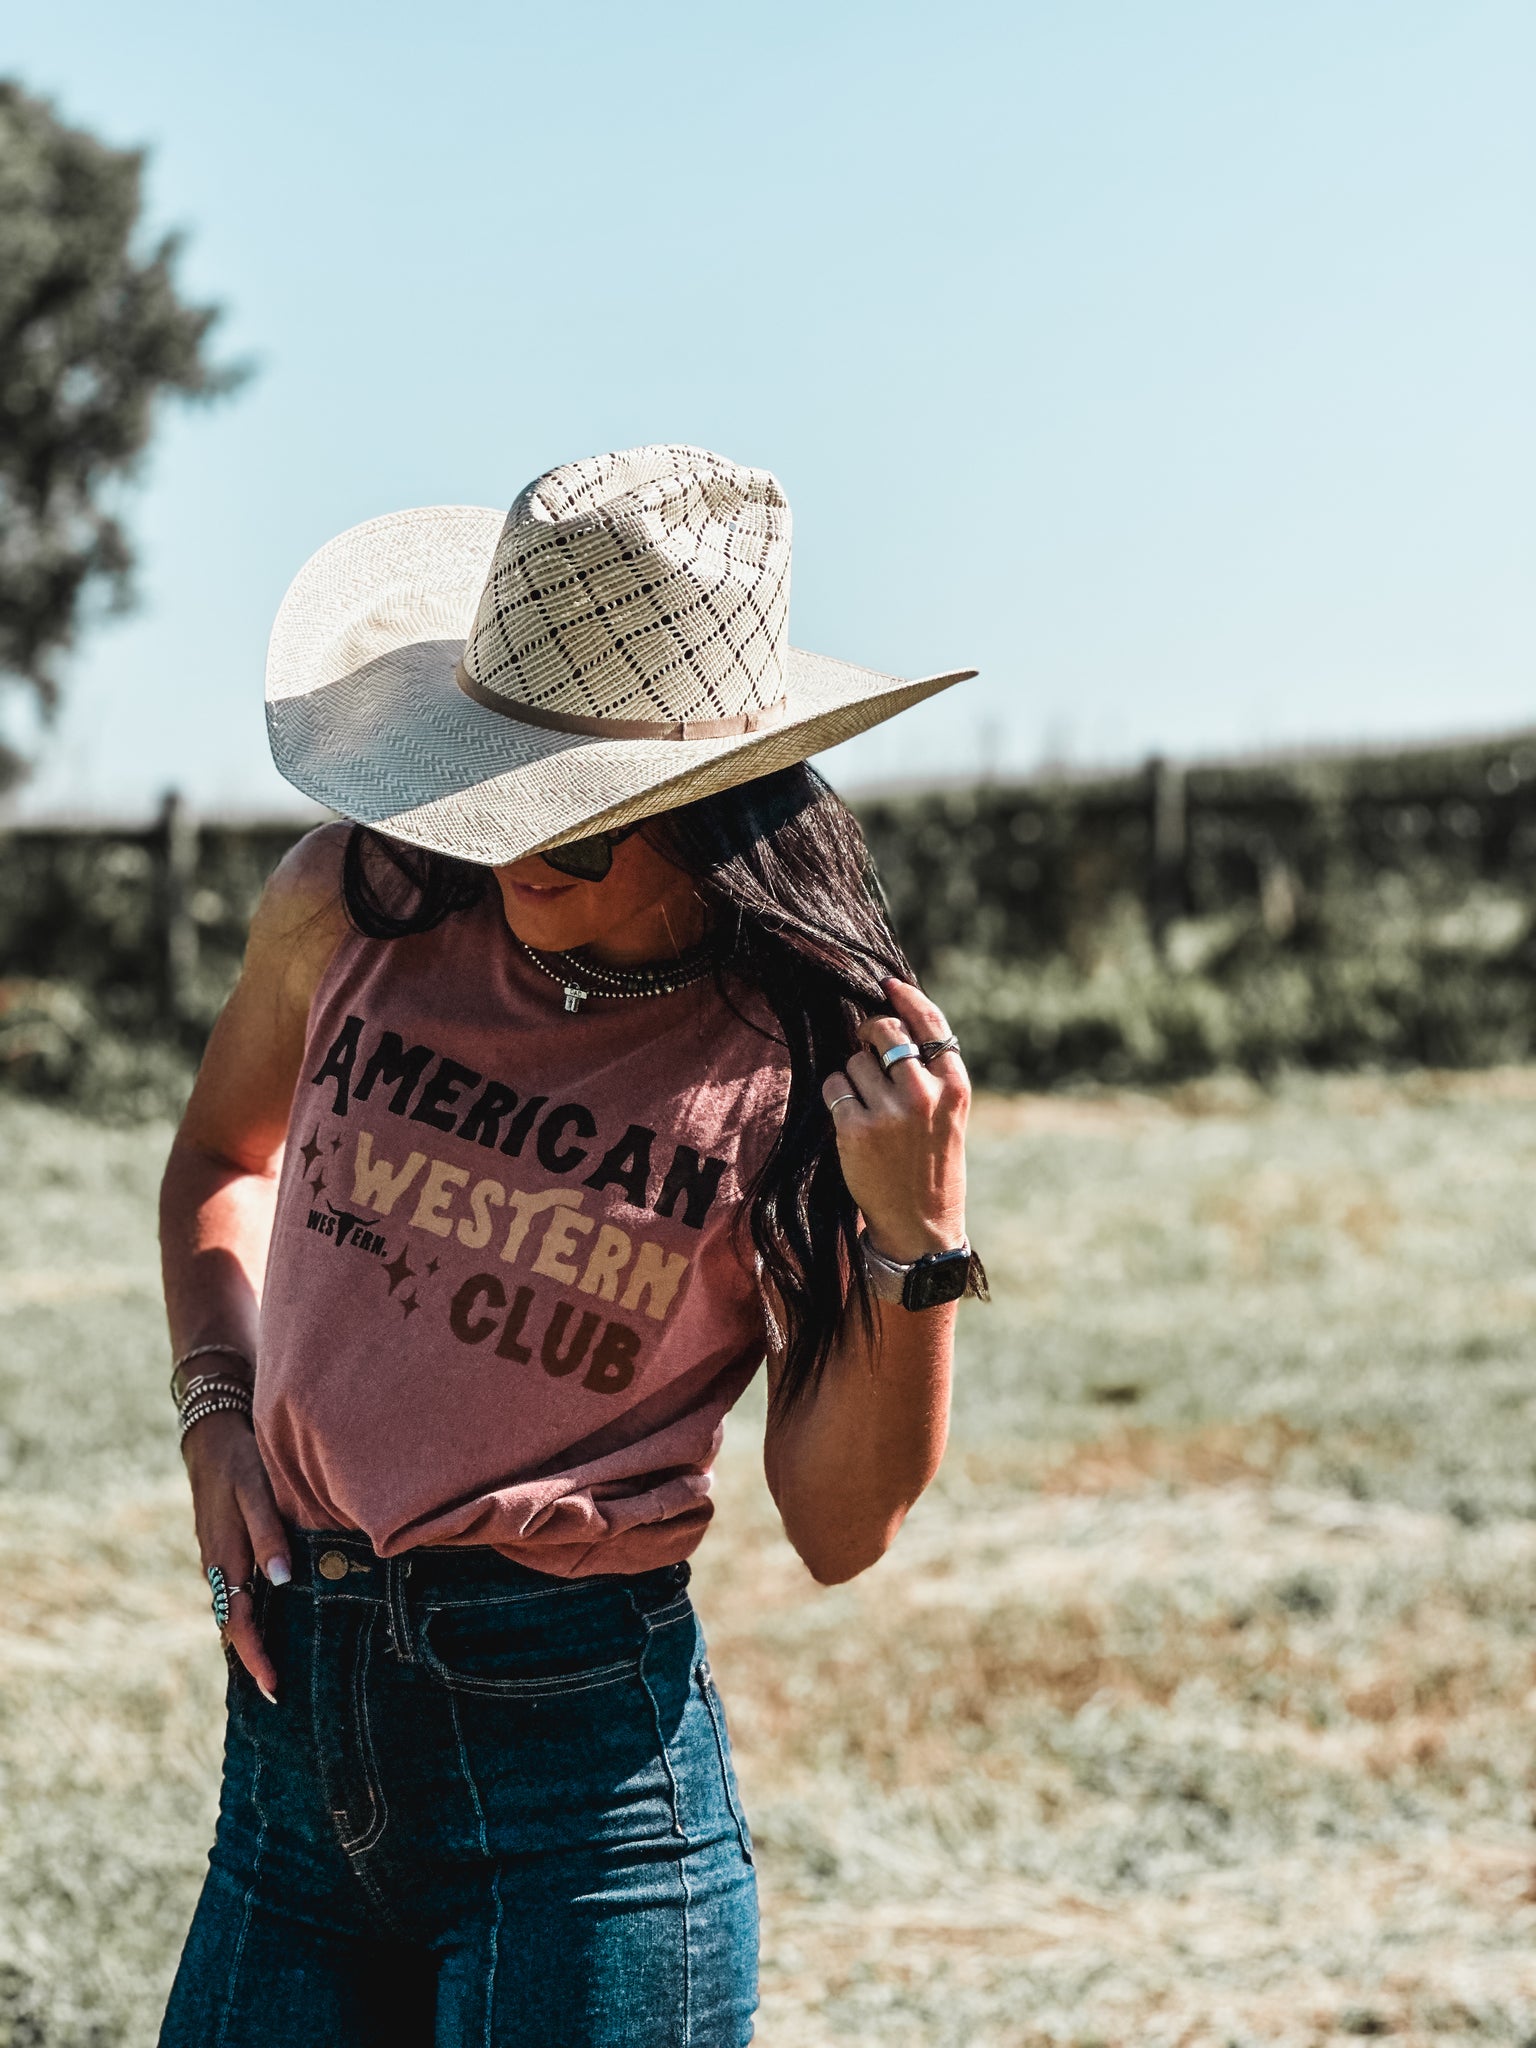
266, 443, 975, 866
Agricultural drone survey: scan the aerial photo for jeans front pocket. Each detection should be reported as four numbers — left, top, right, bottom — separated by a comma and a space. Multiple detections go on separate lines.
416, 1585, 647, 1699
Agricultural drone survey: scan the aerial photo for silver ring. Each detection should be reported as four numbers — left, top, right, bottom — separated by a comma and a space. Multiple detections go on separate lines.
919, 1034, 961, 1063
827, 1092, 859, 1113
879, 1043, 923, 1073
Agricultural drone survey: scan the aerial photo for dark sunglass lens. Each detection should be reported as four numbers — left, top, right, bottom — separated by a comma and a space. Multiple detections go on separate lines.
540, 835, 614, 881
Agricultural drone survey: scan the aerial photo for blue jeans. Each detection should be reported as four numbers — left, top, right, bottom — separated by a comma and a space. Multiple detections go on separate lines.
160, 1532, 758, 2046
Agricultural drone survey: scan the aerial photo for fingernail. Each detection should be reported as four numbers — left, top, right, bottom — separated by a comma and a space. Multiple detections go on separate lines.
258, 1683, 278, 1706
265, 1557, 291, 1586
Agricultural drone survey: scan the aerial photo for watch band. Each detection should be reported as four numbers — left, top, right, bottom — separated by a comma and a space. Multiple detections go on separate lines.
860, 1234, 970, 1305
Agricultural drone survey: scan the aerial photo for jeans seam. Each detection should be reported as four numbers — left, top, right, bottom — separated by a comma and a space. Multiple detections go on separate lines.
417, 1586, 581, 1610
698, 1669, 754, 1868
484, 1858, 505, 2047
416, 1650, 642, 1699
336, 1617, 388, 1855
635, 1607, 693, 2048
308, 1604, 390, 1931
213, 1686, 266, 2048
448, 1691, 500, 2048
448, 1691, 490, 1856
327, 1613, 411, 1940
637, 1595, 694, 1628
413, 1566, 688, 1612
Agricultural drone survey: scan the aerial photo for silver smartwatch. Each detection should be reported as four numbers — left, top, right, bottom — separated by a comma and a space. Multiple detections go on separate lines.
860, 1234, 972, 1311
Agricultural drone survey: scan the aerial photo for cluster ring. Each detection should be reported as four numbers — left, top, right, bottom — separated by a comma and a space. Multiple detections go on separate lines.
206, 1564, 253, 1631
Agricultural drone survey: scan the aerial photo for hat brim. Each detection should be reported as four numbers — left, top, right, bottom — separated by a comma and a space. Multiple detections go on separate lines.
266, 505, 975, 866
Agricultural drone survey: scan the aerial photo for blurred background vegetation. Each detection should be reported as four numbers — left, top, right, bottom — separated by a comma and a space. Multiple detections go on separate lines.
862, 731, 1536, 1085
5, 724, 1536, 1119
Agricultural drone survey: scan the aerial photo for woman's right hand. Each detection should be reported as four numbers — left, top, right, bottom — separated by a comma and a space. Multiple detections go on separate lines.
182, 1413, 291, 1701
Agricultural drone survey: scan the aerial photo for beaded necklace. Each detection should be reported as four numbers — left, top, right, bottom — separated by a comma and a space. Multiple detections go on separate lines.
517, 936, 719, 1014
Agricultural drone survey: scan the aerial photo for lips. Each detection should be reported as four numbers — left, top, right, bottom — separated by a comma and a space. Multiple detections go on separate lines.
507, 878, 577, 900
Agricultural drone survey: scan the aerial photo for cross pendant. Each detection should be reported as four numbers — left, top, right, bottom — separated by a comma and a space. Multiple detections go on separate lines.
563, 983, 587, 1013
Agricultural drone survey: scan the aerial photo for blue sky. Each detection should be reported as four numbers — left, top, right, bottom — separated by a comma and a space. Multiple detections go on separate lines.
5, 0, 1532, 817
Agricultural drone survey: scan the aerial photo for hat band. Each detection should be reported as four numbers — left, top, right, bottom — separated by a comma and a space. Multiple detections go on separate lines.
456, 661, 789, 742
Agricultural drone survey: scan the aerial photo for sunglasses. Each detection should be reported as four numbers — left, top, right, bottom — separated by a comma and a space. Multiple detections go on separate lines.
538, 822, 642, 882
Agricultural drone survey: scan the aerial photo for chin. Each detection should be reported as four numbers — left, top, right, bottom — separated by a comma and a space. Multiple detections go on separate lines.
495, 874, 595, 952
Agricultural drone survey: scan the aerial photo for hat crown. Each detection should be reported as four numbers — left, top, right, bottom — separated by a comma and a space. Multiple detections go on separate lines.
463, 445, 792, 731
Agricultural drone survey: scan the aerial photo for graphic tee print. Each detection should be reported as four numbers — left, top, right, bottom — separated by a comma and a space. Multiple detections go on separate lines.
255, 893, 790, 1575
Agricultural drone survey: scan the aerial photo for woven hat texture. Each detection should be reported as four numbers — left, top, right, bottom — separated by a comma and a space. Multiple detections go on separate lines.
465, 445, 791, 733
267, 443, 974, 866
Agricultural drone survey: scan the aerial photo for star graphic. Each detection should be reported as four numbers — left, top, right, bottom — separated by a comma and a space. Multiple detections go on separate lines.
424, 1257, 440, 1277
399, 1290, 420, 1318
328, 1132, 344, 1152
383, 1248, 415, 1296
309, 1169, 327, 1198
297, 1129, 323, 1173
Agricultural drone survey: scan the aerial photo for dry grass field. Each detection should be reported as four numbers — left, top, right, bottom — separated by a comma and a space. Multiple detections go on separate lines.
2, 1074, 1534, 2045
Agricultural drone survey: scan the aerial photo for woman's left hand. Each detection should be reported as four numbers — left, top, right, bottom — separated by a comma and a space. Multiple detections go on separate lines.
821, 978, 970, 1263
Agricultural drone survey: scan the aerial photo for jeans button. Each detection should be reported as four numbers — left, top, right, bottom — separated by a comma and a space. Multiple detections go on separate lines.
318, 1550, 349, 1581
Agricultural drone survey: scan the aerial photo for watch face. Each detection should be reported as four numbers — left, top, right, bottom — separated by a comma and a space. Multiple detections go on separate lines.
901, 1252, 971, 1311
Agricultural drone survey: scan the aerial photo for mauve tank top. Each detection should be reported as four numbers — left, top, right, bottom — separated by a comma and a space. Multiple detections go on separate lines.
254, 890, 791, 1575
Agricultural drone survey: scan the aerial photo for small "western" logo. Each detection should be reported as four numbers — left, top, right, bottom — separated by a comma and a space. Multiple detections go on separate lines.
305, 1202, 387, 1257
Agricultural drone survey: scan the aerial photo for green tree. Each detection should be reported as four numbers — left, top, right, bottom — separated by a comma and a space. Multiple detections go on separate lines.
0, 79, 247, 788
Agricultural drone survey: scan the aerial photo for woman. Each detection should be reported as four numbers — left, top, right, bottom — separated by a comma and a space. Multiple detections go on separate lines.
159, 445, 983, 2046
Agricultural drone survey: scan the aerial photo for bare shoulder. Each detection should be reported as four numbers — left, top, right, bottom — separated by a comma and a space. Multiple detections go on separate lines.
175, 824, 355, 1159
243, 822, 352, 1008
257, 821, 349, 924
251, 823, 349, 950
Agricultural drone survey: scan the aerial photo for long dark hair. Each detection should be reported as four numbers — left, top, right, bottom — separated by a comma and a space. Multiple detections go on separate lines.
341, 765, 967, 1411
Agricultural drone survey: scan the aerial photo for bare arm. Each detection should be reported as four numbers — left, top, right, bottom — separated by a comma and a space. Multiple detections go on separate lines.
160, 823, 350, 1696
763, 978, 970, 1585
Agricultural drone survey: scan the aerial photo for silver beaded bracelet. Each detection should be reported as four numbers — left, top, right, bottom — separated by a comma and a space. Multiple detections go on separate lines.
178, 1382, 251, 1416
177, 1386, 254, 1444
176, 1373, 253, 1409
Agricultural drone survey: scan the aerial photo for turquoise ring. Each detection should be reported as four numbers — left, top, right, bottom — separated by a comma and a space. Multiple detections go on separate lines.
206, 1564, 251, 1630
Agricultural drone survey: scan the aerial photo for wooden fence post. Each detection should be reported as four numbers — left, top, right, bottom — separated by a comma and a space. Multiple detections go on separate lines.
1146, 755, 1187, 953
156, 789, 199, 1028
